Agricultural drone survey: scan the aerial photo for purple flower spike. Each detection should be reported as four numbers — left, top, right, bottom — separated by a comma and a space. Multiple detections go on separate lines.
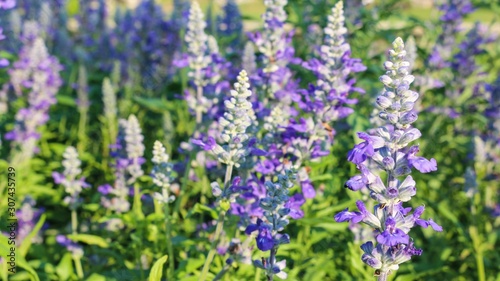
336, 38, 442, 277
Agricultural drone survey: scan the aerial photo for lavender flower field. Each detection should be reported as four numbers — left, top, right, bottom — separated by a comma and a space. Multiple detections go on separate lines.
1, 0, 500, 280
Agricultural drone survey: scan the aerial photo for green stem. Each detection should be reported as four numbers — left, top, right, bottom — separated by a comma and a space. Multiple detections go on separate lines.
71, 210, 78, 235
267, 247, 277, 281
377, 271, 389, 281
476, 250, 485, 281
164, 203, 175, 280
213, 264, 230, 281
77, 109, 88, 153
199, 209, 226, 281
199, 164, 234, 281
137, 246, 144, 280
254, 268, 262, 281
133, 183, 144, 220
174, 153, 192, 220
71, 209, 84, 279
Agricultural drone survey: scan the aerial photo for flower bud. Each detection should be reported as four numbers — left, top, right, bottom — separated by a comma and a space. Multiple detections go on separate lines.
402, 91, 419, 103
394, 165, 411, 176
376, 96, 392, 108
390, 102, 401, 111
211, 182, 222, 197
401, 101, 414, 111
259, 197, 273, 209
398, 128, 421, 146
382, 157, 395, 170
387, 113, 398, 124
276, 234, 290, 245
380, 75, 393, 87
400, 111, 418, 125
278, 207, 291, 216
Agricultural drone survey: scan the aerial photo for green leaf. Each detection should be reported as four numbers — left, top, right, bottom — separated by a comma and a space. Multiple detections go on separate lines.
85, 273, 107, 281
56, 95, 77, 106
133, 96, 170, 113
0, 235, 40, 281
148, 255, 168, 281
82, 203, 101, 212
67, 234, 109, 248
190, 203, 218, 219
19, 214, 46, 258
56, 252, 74, 281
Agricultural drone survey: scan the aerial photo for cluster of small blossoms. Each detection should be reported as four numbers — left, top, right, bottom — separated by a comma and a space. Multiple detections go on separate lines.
246, 169, 298, 280
184, 1, 212, 118
16, 196, 44, 245
194, 70, 255, 169
216, 0, 243, 54
171, 0, 190, 33
303, 0, 366, 124
429, 0, 474, 70
449, 23, 493, 99
5, 21, 63, 162
151, 140, 175, 204
255, 0, 288, 75
183, 1, 224, 123
283, 1, 365, 199
335, 38, 442, 279
115, 0, 178, 86
100, 115, 145, 213
473, 79, 500, 180
250, 0, 299, 122
52, 147, 90, 210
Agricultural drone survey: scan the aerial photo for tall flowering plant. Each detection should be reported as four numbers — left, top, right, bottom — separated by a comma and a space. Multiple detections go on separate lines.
335, 38, 442, 280
99, 115, 145, 216
183, 1, 228, 125
196, 69, 257, 280
52, 146, 89, 279
6, 21, 62, 164
246, 169, 297, 280
303, 1, 366, 124
429, 0, 473, 70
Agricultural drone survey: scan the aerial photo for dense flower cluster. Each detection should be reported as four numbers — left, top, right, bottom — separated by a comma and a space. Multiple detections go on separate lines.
52, 146, 90, 210
303, 1, 366, 124
100, 115, 145, 213
429, 0, 473, 70
246, 169, 297, 280
6, 21, 62, 162
194, 70, 255, 168
151, 140, 175, 204
335, 38, 442, 279
182, 1, 229, 124
16, 196, 44, 245
216, 0, 243, 54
